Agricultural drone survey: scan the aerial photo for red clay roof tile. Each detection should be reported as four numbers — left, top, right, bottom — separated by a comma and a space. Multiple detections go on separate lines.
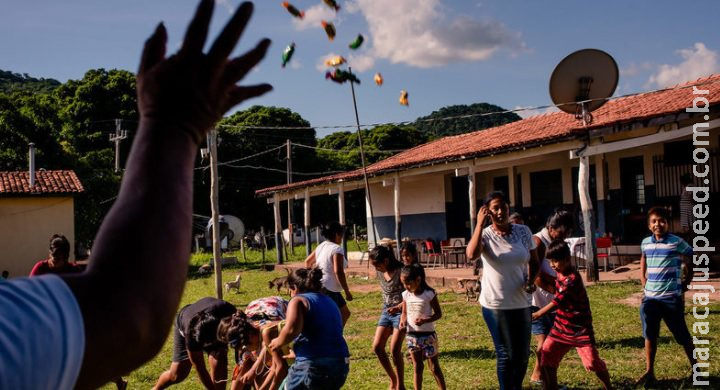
0, 170, 85, 195
257, 74, 720, 196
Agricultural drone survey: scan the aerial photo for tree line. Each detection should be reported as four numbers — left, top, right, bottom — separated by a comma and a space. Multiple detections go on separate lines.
0, 68, 520, 246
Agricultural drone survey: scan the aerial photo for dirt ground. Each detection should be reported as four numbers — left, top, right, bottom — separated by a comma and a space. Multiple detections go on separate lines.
281, 253, 720, 305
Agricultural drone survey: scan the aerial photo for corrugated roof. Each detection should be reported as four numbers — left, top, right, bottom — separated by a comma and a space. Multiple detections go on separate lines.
0, 170, 85, 195
257, 74, 720, 196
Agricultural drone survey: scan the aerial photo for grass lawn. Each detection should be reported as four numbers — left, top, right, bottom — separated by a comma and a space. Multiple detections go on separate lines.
108, 250, 719, 389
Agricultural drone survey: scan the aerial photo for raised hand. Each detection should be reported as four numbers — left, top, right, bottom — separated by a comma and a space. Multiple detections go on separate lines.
137, 0, 272, 144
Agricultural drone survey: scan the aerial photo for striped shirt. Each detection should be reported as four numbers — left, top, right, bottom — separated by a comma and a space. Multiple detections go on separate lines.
549, 270, 595, 346
641, 234, 692, 299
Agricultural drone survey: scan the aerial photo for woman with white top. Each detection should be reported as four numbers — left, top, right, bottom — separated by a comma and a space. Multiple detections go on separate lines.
466, 191, 540, 390
304, 221, 353, 326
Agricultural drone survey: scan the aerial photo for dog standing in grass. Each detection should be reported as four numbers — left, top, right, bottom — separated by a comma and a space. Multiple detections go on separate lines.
224, 273, 242, 293
268, 268, 291, 293
457, 278, 481, 302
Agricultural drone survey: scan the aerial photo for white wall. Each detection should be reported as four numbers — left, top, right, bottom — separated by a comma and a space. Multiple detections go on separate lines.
368, 174, 446, 217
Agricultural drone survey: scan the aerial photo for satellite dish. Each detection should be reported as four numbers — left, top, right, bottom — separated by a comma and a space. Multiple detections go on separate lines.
549, 49, 618, 124
222, 215, 245, 246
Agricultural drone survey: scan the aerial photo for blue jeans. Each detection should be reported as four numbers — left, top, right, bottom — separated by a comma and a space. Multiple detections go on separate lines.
284, 357, 349, 390
482, 306, 532, 390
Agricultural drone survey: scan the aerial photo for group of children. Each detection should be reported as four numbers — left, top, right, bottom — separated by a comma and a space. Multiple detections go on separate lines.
154, 206, 697, 389
365, 205, 698, 390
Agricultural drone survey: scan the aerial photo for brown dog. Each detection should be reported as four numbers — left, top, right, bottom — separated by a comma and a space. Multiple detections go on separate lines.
457, 278, 481, 302
268, 268, 291, 293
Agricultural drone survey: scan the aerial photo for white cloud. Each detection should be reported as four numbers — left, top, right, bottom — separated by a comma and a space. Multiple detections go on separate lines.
216, 0, 235, 15
620, 61, 652, 77
648, 43, 720, 88
347, 54, 375, 72
292, 3, 337, 31
347, 0, 525, 68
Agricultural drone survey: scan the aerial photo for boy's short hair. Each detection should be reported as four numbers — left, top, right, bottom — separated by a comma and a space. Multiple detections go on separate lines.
546, 239, 570, 261
647, 206, 670, 221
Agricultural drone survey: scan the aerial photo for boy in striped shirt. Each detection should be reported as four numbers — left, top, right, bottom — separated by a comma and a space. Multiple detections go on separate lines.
637, 207, 696, 387
532, 240, 612, 390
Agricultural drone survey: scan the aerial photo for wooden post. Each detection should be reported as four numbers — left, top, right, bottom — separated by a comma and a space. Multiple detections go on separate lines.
579, 154, 599, 281
338, 183, 347, 255
304, 188, 311, 256
393, 174, 402, 258
208, 130, 223, 299
273, 193, 283, 264
260, 226, 266, 264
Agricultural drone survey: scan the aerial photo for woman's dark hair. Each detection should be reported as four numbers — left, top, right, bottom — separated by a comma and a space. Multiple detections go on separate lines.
217, 310, 253, 349
545, 239, 571, 261
546, 209, 574, 232
401, 263, 433, 293
189, 310, 225, 349
321, 221, 344, 240
49, 234, 71, 259
484, 190, 508, 207
288, 267, 323, 292
370, 245, 404, 271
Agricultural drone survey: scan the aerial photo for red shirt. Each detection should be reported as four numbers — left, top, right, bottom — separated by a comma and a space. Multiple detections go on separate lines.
549, 270, 595, 346
29, 260, 82, 276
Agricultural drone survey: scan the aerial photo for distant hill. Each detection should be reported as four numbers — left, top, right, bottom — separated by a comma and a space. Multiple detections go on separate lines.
414, 103, 521, 138
0, 69, 61, 93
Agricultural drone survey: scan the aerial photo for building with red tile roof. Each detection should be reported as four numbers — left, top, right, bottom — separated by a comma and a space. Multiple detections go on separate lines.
256, 75, 719, 263
0, 169, 84, 277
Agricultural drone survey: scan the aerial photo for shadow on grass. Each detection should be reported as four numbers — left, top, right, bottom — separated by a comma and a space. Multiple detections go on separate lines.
443, 347, 496, 360
613, 375, 718, 389
599, 336, 672, 349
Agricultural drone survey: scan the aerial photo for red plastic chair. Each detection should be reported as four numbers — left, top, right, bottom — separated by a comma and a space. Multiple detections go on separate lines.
423, 240, 444, 268
596, 237, 613, 271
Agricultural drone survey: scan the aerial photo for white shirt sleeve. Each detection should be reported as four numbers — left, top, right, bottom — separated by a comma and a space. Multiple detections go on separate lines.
0, 274, 85, 390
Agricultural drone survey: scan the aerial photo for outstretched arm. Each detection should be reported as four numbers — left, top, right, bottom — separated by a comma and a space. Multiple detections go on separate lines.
61, 1, 272, 388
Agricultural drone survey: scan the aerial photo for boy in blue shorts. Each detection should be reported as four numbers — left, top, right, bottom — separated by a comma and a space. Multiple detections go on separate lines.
636, 207, 696, 387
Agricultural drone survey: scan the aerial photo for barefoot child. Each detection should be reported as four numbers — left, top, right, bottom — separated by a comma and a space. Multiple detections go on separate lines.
400, 264, 446, 390
370, 245, 407, 390
532, 240, 612, 390
636, 207, 696, 387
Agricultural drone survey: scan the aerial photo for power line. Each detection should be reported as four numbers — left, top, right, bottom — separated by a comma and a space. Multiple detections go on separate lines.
213, 77, 720, 131
291, 142, 406, 154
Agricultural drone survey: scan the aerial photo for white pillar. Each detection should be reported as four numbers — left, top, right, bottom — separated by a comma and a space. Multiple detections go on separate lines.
578, 155, 598, 281
468, 166, 477, 235
507, 166, 516, 208
304, 188, 311, 256
394, 174, 401, 256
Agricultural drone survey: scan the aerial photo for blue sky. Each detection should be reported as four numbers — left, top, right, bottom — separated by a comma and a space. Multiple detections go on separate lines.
2, 1, 719, 137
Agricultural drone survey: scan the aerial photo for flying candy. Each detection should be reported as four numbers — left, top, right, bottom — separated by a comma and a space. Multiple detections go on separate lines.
321, 20, 336, 41
322, 0, 341, 11
282, 2, 304, 19
399, 90, 409, 106
324, 56, 347, 67
348, 34, 364, 50
325, 69, 361, 84
282, 43, 296, 68
374, 73, 383, 86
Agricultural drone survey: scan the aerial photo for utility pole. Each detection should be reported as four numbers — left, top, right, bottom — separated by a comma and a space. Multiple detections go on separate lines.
286, 139, 294, 255
208, 129, 223, 299
109, 119, 128, 173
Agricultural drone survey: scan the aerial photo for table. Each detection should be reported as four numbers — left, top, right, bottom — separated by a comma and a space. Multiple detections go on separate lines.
441, 245, 467, 268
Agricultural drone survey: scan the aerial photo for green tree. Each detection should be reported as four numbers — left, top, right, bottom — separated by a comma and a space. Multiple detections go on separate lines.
53, 69, 139, 244
414, 103, 521, 138
197, 106, 318, 229
0, 69, 61, 94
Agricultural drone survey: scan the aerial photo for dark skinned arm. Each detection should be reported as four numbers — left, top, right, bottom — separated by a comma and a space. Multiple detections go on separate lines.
59, 1, 272, 387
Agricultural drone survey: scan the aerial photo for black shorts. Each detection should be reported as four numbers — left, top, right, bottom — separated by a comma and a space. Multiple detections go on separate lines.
324, 290, 347, 310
